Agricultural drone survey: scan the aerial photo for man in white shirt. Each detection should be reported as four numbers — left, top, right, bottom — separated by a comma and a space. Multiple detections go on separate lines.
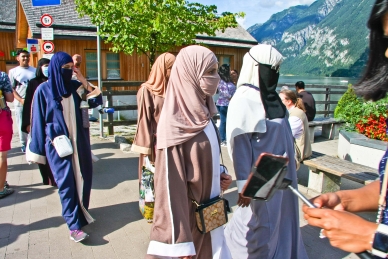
8, 50, 36, 152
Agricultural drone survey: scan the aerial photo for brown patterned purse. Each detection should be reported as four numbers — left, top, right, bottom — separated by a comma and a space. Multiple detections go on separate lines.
191, 194, 229, 234
188, 119, 230, 234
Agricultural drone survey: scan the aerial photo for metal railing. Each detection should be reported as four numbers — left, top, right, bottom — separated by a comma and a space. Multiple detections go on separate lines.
101, 82, 348, 135
280, 83, 348, 117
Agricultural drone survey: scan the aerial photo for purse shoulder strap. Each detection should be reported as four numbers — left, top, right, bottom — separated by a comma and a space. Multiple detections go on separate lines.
188, 119, 224, 205
210, 118, 224, 164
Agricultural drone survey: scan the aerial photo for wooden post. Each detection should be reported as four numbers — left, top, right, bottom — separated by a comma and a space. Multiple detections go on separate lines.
325, 87, 330, 118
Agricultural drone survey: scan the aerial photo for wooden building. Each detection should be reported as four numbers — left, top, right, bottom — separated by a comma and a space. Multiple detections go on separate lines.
0, 0, 18, 73
5, 0, 257, 84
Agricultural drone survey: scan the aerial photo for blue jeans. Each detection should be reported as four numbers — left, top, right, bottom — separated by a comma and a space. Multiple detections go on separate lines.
217, 105, 228, 142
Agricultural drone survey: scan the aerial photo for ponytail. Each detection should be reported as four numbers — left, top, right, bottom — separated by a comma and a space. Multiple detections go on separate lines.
295, 98, 306, 112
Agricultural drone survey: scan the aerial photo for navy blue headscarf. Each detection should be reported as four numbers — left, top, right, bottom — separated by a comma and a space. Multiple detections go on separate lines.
48, 52, 73, 109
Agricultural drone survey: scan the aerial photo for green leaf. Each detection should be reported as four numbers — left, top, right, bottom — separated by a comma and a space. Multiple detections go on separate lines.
74, 0, 243, 65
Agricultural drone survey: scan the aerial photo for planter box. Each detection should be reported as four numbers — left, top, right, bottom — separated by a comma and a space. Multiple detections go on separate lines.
338, 130, 386, 168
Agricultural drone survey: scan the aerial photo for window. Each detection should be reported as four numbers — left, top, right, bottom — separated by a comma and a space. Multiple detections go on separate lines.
217, 55, 233, 67
85, 52, 98, 79
85, 51, 121, 80
106, 53, 120, 79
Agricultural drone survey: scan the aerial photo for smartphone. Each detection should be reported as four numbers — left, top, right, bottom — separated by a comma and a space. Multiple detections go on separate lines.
241, 153, 289, 200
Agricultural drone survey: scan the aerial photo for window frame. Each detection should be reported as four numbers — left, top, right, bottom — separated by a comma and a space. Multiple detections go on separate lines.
85, 50, 122, 80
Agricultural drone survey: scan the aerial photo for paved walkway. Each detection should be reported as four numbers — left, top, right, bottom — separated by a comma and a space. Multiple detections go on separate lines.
0, 120, 361, 258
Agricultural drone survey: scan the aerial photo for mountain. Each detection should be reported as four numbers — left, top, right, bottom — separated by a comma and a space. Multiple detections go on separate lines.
247, 0, 374, 77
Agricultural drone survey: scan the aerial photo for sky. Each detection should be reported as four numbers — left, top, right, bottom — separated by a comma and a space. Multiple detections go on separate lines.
189, 0, 317, 29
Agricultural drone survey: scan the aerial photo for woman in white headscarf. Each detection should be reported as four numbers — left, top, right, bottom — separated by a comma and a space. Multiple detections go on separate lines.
224, 44, 309, 259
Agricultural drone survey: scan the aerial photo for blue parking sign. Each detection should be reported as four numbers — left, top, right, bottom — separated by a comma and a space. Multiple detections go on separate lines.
31, 0, 61, 7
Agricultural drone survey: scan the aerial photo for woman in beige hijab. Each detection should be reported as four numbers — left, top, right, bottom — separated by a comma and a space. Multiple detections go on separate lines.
146, 45, 232, 259
131, 52, 175, 162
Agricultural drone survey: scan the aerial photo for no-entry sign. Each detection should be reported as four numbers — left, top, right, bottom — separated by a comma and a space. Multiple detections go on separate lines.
40, 14, 53, 27
42, 41, 55, 53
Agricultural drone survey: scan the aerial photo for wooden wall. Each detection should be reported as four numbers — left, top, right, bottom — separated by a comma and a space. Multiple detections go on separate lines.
30, 39, 250, 86
33, 39, 151, 85
1, 31, 249, 83
0, 31, 18, 73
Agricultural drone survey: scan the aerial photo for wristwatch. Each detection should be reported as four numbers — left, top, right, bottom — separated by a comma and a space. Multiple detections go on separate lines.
372, 224, 388, 258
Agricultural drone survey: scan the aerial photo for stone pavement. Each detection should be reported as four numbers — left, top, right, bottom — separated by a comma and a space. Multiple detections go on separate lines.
0, 120, 362, 259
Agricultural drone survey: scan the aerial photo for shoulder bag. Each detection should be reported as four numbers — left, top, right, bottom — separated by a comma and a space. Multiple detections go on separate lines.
189, 119, 230, 234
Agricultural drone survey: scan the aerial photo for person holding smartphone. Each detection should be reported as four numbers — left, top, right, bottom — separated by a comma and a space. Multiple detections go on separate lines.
224, 44, 308, 259
303, 1, 388, 257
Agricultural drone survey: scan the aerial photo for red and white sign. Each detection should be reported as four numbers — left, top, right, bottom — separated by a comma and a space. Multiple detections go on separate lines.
40, 14, 53, 27
42, 41, 55, 53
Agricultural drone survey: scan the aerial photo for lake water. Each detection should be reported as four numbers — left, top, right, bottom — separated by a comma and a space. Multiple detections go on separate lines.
278, 76, 358, 118
278, 75, 359, 86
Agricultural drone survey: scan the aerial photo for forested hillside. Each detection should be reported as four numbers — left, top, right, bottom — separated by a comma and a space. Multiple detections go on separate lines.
248, 0, 373, 77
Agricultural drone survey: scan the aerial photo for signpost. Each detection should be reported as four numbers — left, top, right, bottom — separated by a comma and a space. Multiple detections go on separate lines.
31, 0, 61, 7
41, 28, 54, 40
40, 14, 53, 27
42, 41, 55, 53
39, 13, 55, 55
27, 38, 39, 53
43, 54, 54, 59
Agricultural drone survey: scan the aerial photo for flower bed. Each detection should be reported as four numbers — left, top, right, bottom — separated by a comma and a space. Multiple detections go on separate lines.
334, 86, 388, 141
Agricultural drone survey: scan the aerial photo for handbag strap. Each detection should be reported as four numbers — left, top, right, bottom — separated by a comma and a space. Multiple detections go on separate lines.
188, 119, 225, 205
210, 118, 224, 164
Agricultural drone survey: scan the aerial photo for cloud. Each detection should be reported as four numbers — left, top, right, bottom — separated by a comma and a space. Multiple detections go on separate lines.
258, 0, 276, 8
259, 0, 316, 9
188, 0, 317, 28
236, 16, 247, 28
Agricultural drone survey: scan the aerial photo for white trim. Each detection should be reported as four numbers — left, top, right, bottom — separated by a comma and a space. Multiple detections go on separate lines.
371, 248, 387, 258
377, 223, 388, 234
147, 241, 195, 257
203, 123, 232, 259
165, 148, 175, 244
62, 96, 95, 224
237, 180, 247, 193
26, 151, 46, 164
131, 144, 151, 155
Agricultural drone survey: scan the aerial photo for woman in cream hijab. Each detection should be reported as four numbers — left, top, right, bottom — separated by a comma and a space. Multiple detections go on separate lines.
224, 44, 308, 259
146, 45, 231, 259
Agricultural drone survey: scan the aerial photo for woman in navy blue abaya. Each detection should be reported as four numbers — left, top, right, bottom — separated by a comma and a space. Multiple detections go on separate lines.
27, 52, 102, 242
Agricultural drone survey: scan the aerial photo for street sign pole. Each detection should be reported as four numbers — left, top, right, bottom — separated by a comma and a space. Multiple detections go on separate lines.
97, 26, 104, 138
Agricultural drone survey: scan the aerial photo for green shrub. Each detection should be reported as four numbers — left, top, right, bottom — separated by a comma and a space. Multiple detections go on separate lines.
334, 85, 362, 130
334, 85, 388, 136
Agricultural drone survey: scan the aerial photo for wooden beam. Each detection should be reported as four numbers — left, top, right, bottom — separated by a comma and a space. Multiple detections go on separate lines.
15, 0, 29, 48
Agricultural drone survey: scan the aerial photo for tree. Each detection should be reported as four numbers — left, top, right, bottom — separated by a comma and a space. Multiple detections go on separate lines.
74, 0, 244, 65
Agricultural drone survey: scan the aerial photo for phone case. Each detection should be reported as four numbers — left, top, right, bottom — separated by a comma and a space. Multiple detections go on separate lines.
241, 152, 289, 200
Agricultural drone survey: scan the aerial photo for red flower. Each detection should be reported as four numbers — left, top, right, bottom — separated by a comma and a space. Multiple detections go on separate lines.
356, 114, 387, 141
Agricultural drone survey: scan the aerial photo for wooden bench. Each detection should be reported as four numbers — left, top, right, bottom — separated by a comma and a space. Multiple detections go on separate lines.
303, 152, 378, 193
308, 118, 345, 143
